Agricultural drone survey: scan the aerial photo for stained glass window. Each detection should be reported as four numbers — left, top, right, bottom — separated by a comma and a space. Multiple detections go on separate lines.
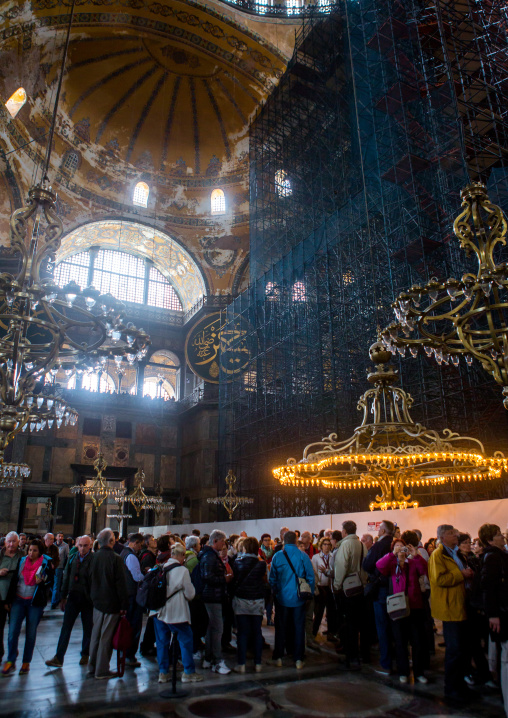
147, 265, 182, 310
133, 181, 149, 207
68, 372, 115, 393
54, 249, 183, 310
275, 169, 292, 196
211, 188, 226, 214
92, 250, 145, 304
5, 88, 26, 118
292, 281, 306, 302
265, 281, 280, 301
54, 251, 90, 289
64, 151, 79, 171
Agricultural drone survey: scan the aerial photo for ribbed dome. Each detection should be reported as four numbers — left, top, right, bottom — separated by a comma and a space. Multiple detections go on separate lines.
41, 5, 286, 178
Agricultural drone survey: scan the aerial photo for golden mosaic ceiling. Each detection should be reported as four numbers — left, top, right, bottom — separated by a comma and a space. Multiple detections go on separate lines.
0, 0, 293, 296
26, 0, 287, 178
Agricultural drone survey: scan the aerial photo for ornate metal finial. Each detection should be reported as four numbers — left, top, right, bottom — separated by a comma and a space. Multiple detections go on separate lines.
381, 184, 508, 409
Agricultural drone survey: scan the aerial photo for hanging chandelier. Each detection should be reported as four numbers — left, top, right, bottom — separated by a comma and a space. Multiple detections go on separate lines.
71, 453, 126, 512
126, 468, 163, 517
0, 462, 31, 488
207, 470, 254, 519
380, 183, 508, 408
106, 499, 132, 528
0, 0, 149, 472
149, 484, 175, 523
273, 342, 507, 510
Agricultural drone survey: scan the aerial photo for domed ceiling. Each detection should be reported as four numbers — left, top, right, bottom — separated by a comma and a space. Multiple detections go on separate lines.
0, 0, 295, 295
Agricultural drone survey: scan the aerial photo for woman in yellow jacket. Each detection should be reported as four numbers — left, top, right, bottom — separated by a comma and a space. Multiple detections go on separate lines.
428, 525, 474, 703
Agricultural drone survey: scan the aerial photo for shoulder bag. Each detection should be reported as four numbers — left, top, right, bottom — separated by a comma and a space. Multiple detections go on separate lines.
283, 549, 313, 601
386, 564, 410, 621
342, 541, 366, 597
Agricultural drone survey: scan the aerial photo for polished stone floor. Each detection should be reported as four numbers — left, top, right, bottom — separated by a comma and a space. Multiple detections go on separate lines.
0, 608, 505, 718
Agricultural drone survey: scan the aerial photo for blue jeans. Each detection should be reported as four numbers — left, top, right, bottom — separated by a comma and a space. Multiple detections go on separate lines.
373, 588, 392, 670
8, 599, 44, 664
126, 595, 144, 660
51, 567, 64, 607
56, 593, 93, 661
273, 603, 306, 662
236, 614, 263, 665
153, 617, 195, 674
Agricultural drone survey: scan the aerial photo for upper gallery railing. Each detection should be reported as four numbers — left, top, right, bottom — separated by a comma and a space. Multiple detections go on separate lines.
217, 0, 337, 17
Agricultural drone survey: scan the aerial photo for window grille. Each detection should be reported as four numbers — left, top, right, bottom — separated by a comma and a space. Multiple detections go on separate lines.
133, 181, 149, 207
211, 188, 226, 214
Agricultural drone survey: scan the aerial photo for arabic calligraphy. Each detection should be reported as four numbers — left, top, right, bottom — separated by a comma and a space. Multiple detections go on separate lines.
185, 312, 252, 383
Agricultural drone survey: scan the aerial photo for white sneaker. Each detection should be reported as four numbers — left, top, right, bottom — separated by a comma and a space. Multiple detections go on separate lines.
233, 664, 245, 673
295, 660, 305, 670
158, 672, 169, 683
192, 651, 202, 662
416, 675, 428, 684
212, 660, 231, 675
255, 664, 262, 673
202, 659, 212, 669
181, 672, 204, 683
399, 675, 408, 684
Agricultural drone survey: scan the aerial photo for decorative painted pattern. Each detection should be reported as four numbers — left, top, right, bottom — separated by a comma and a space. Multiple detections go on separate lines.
203, 78, 231, 161
126, 70, 168, 162
160, 75, 181, 171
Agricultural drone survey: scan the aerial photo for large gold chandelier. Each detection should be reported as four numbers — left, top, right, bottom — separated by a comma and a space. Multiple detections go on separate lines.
380, 183, 508, 408
273, 343, 507, 510
71, 453, 126, 512
0, 0, 149, 477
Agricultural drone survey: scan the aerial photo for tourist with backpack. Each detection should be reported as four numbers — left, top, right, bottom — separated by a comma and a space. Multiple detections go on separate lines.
140, 535, 172, 657
154, 542, 204, 684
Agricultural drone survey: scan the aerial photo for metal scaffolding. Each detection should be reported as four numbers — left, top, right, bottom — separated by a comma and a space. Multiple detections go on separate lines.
217, 0, 508, 519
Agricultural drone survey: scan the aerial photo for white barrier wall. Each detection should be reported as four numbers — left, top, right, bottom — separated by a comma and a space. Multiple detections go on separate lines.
142, 496, 508, 541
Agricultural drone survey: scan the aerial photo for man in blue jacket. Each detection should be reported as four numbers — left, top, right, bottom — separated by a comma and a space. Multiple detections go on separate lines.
269, 530, 315, 669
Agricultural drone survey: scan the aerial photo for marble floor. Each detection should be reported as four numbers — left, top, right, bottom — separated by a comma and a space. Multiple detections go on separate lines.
0, 608, 505, 718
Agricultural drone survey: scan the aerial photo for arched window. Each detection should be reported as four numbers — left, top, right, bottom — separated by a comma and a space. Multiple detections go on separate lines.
286, 0, 300, 14
143, 350, 179, 401
265, 281, 280, 301
5, 87, 27, 118
63, 151, 79, 172
133, 181, 149, 207
68, 371, 115, 393
54, 249, 183, 310
275, 169, 292, 197
292, 281, 306, 302
211, 188, 226, 214
143, 376, 175, 400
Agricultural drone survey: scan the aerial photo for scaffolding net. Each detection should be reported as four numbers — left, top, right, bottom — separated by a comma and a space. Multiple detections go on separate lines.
218, 0, 508, 518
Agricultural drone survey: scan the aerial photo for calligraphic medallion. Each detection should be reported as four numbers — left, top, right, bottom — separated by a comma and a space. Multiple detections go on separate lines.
184, 312, 251, 384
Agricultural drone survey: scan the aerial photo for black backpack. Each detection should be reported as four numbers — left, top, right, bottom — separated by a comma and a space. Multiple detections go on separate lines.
136, 563, 181, 610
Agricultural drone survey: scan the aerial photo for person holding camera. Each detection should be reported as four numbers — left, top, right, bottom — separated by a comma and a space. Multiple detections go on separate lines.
376, 536, 429, 684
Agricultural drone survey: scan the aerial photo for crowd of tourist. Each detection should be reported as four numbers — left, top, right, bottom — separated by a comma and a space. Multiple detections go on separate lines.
0, 519, 507, 713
